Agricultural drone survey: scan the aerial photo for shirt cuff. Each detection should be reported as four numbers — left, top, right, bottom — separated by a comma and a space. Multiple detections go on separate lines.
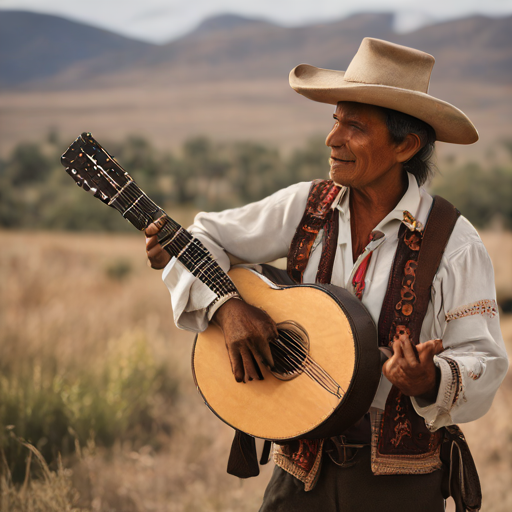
206, 292, 242, 321
411, 355, 460, 431
162, 257, 217, 332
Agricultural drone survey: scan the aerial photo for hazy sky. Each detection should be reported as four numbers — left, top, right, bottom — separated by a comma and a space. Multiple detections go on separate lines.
1, 0, 512, 43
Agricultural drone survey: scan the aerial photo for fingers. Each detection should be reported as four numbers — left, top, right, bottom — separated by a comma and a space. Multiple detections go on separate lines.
240, 347, 262, 382
401, 337, 420, 365
260, 337, 275, 368
252, 326, 276, 368
145, 216, 168, 237
227, 344, 245, 383
432, 338, 444, 355
226, 342, 263, 383
146, 243, 171, 269
145, 217, 171, 269
145, 222, 160, 237
417, 340, 437, 365
392, 338, 404, 359
145, 234, 160, 251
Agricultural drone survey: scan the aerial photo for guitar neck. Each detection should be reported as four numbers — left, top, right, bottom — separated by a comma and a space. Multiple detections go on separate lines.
62, 132, 239, 301
122, 184, 238, 299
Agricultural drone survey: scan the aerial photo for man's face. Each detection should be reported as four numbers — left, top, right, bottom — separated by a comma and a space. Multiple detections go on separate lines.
326, 102, 402, 190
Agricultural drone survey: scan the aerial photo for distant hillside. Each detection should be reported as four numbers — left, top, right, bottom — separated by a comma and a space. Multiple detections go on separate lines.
398, 15, 512, 84
0, 10, 154, 87
2, 10, 511, 89
191, 13, 279, 37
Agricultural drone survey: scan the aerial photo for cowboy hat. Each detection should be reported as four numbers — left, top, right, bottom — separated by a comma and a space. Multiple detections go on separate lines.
289, 37, 478, 144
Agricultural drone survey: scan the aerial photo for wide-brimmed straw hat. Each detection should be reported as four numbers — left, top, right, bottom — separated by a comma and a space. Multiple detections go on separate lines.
289, 37, 478, 144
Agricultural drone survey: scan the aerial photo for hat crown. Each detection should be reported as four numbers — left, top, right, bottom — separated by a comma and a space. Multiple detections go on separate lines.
344, 38, 434, 94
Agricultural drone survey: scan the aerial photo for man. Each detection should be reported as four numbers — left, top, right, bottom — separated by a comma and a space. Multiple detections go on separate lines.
145, 38, 508, 511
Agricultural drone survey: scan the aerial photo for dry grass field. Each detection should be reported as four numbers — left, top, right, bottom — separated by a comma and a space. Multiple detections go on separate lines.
0, 228, 511, 511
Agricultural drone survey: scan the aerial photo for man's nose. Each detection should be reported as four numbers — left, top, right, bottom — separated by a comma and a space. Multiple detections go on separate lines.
325, 123, 346, 147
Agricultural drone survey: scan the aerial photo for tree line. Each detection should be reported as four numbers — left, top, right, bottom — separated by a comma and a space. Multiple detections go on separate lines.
1, 132, 511, 231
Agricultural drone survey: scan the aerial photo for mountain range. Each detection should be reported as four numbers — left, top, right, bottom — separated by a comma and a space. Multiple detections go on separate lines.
2, 10, 511, 89
0, 9, 511, 158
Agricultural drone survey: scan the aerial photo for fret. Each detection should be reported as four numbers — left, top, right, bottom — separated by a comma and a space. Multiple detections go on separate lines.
108, 179, 134, 206
121, 194, 144, 218
159, 226, 187, 249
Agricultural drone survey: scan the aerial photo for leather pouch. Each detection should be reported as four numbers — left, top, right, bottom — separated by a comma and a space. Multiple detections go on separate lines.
440, 425, 482, 512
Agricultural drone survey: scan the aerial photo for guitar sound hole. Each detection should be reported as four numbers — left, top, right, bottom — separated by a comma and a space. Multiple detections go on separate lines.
270, 321, 310, 381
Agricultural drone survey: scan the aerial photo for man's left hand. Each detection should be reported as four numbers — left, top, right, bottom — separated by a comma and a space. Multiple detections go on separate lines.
382, 334, 443, 402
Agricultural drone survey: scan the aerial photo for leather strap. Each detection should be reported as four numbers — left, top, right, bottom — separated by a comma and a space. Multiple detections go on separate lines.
377, 196, 460, 458
409, 195, 460, 345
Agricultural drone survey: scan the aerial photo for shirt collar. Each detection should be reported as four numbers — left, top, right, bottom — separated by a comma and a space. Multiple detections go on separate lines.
375, 172, 421, 233
333, 172, 422, 239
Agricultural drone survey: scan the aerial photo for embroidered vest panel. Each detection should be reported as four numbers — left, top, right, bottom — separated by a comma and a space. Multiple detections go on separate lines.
375, 224, 443, 461
287, 179, 341, 284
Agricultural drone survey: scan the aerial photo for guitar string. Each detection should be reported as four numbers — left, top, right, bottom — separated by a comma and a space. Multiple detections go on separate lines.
79, 155, 342, 396
279, 330, 344, 395
270, 339, 341, 396
272, 329, 345, 396
272, 337, 336, 391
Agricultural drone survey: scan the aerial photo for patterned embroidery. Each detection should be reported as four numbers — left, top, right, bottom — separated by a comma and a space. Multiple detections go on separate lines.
440, 356, 464, 406
468, 369, 482, 380
287, 180, 341, 284
391, 258, 418, 339
274, 439, 324, 492
370, 408, 442, 476
446, 300, 497, 322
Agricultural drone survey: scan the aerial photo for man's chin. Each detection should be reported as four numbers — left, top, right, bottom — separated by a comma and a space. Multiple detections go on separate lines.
329, 169, 348, 187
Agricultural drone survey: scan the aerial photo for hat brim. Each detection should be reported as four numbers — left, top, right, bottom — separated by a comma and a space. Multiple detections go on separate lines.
290, 64, 478, 145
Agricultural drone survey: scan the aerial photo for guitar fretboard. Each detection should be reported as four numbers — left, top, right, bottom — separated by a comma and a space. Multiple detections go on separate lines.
62, 133, 239, 302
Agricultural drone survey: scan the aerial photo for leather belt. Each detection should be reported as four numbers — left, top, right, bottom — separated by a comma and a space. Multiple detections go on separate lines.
324, 435, 368, 468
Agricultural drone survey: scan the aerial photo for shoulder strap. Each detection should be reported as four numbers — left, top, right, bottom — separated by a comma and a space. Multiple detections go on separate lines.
376, 196, 460, 461
378, 195, 460, 347
410, 195, 460, 344
287, 180, 341, 283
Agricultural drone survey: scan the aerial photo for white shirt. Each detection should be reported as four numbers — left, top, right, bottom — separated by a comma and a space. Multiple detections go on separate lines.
162, 173, 508, 431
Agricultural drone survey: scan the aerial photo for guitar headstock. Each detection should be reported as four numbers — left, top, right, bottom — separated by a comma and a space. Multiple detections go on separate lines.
61, 132, 131, 205
61, 132, 163, 230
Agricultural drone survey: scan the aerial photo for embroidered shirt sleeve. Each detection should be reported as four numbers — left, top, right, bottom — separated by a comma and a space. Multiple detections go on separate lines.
411, 223, 508, 430
445, 299, 498, 322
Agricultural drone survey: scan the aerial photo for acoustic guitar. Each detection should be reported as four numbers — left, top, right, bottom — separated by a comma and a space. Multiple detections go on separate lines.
61, 132, 381, 442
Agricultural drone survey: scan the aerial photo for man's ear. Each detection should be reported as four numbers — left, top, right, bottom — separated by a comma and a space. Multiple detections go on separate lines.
396, 133, 422, 163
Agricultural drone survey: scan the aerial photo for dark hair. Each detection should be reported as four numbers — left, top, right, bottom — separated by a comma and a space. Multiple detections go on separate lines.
381, 107, 437, 186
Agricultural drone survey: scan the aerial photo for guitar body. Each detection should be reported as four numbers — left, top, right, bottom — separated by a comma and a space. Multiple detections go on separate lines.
193, 266, 381, 442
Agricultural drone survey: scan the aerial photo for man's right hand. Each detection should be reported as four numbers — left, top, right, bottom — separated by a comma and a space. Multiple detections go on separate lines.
213, 299, 277, 383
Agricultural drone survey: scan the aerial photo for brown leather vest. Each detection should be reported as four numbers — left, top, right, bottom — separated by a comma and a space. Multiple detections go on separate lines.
287, 179, 458, 461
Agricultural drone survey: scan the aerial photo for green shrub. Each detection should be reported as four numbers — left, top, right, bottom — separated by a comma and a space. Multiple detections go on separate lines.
1, 133, 511, 231
0, 334, 178, 482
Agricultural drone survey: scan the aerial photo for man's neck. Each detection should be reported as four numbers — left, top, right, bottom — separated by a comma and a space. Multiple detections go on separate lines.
349, 171, 408, 261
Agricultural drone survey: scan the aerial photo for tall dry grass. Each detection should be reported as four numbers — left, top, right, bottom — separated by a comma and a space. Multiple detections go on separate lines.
0, 228, 511, 511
